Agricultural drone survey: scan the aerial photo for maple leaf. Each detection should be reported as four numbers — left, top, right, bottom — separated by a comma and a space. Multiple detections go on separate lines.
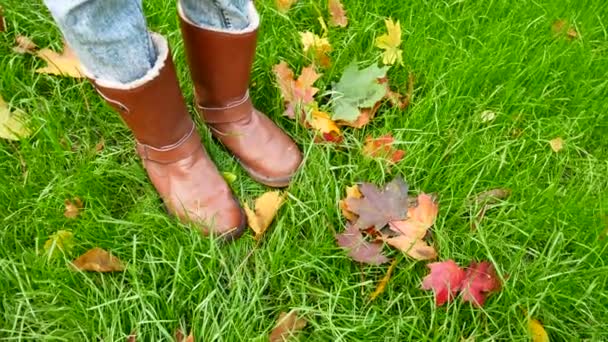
300, 31, 332, 68
375, 18, 403, 66
528, 317, 549, 342
369, 258, 398, 301
362, 134, 406, 164
43, 230, 75, 259
328, 0, 348, 27
276, 0, 298, 13
336, 224, 390, 265
269, 310, 307, 342
36, 41, 84, 78
13, 35, 37, 54
346, 177, 408, 230
71, 247, 125, 272
339, 185, 362, 222
273, 62, 321, 119
244, 191, 286, 240
64, 197, 83, 218
421, 260, 466, 306
0, 94, 31, 141
549, 137, 564, 152
310, 108, 341, 140
460, 261, 501, 307
331, 62, 388, 123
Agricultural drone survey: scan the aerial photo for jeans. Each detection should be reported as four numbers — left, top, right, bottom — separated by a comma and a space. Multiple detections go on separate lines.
44, 0, 250, 84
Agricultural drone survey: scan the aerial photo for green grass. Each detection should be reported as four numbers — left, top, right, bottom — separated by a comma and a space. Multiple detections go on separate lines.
1, 0, 608, 340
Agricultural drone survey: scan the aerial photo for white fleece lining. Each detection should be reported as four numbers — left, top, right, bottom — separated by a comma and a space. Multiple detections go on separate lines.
177, 1, 259, 34
81, 33, 168, 90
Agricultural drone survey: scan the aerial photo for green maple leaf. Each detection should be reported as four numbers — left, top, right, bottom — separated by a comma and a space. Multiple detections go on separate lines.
331, 62, 389, 122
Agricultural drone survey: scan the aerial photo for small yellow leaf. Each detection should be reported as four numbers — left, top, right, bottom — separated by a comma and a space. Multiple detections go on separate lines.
375, 18, 403, 66
549, 137, 564, 152
339, 185, 362, 222
43, 230, 75, 258
300, 31, 332, 68
13, 35, 37, 54
310, 109, 340, 135
370, 258, 398, 300
244, 191, 286, 240
276, 0, 297, 13
0, 94, 31, 141
36, 42, 84, 78
71, 247, 125, 272
64, 197, 83, 219
528, 318, 550, 342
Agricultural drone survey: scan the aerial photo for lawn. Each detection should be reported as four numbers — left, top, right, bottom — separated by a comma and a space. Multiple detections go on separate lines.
1, 0, 608, 340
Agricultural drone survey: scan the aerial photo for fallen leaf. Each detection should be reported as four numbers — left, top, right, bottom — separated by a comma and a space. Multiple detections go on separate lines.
328, 0, 348, 27
370, 258, 398, 300
127, 331, 137, 342
528, 318, 550, 342
13, 35, 37, 54
346, 177, 408, 230
375, 18, 403, 66
0, 94, 31, 140
336, 223, 390, 265
549, 137, 564, 152
471, 188, 511, 205
43, 230, 75, 258
421, 260, 466, 306
384, 234, 437, 260
480, 110, 496, 123
244, 191, 286, 240
71, 247, 125, 272
273, 62, 321, 119
0, 10, 4, 32
276, 0, 298, 13
552, 19, 578, 40
269, 310, 307, 342
222, 171, 237, 184
339, 185, 362, 222
300, 31, 332, 68
331, 62, 388, 124
310, 108, 341, 139
94, 137, 105, 153
64, 197, 83, 219
36, 41, 84, 78
460, 261, 501, 307
175, 329, 195, 342
362, 134, 406, 164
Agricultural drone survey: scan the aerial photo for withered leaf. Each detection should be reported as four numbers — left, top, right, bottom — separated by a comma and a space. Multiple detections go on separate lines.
276, 0, 298, 13
328, 0, 348, 27
336, 224, 390, 265
346, 177, 408, 230
549, 137, 564, 152
244, 191, 286, 240
269, 310, 307, 342
362, 134, 405, 164
471, 188, 511, 205
300, 31, 331, 68
36, 41, 84, 78
369, 258, 398, 300
339, 185, 362, 222
64, 197, 83, 219
13, 35, 37, 54
0, 94, 31, 141
71, 247, 125, 272
273, 62, 321, 119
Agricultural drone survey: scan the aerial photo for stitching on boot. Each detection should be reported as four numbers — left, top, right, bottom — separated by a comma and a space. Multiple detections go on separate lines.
95, 89, 129, 114
136, 123, 196, 160
197, 90, 250, 111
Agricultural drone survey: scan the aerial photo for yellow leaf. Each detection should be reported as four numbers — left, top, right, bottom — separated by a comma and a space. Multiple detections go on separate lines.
0, 94, 30, 140
528, 318, 550, 342
276, 0, 297, 13
375, 18, 403, 66
549, 137, 564, 152
222, 171, 237, 184
339, 185, 362, 222
370, 258, 398, 300
310, 109, 340, 135
300, 31, 332, 68
43, 230, 75, 258
36, 42, 84, 78
244, 191, 286, 240
71, 247, 125, 272
13, 35, 37, 54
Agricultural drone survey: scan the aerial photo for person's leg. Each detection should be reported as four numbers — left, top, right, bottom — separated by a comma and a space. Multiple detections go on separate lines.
42, 0, 246, 239
44, 0, 156, 83
180, 0, 249, 30
178, 1, 302, 188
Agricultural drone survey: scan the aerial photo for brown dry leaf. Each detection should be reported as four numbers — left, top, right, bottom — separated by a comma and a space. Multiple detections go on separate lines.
276, 0, 297, 13
471, 188, 511, 205
13, 35, 37, 54
370, 258, 398, 301
127, 331, 137, 342
71, 247, 125, 272
549, 137, 564, 152
339, 185, 362, 222
64, 197, 83, 219
300, 31, 332, 68
244, 191, 286, 240
94, 137, 105, 153
273, 62, 321, 119
552, 19, 578, 40
362, 134, 406, 164
528, 318, 549, 342
36, 41, 84, 78
269, 310, 307, 342
328, 0, 348, 27
175, 329, 194, 342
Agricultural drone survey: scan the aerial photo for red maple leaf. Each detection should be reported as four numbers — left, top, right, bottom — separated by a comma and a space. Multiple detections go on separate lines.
362, 134, 405, 164
460, 261, 501, 307
420, 260, 466, 306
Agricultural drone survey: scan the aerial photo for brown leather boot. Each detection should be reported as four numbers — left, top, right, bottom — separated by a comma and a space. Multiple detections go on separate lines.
84, 33, 246, 240
178, 3, 302, 188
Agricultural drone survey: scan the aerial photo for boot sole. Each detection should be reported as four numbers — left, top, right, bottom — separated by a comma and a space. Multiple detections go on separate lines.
238, 162, 295, 188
